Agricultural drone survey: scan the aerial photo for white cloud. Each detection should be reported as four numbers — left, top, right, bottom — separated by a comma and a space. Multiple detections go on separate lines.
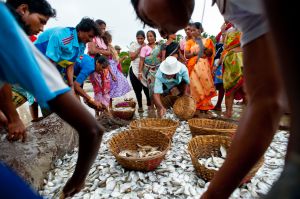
45, 0, 224, 51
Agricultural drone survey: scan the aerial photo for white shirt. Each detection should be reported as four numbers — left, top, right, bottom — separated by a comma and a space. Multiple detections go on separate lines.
129, 41, 141, 77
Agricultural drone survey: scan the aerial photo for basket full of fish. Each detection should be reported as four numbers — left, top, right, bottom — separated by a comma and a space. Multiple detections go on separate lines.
111, 106, 135, 120
188, 135, 264, 182
129, 118, 179, 138
188, 118, 238, 137
115, 98, 137, 108
109, 129, 171, 171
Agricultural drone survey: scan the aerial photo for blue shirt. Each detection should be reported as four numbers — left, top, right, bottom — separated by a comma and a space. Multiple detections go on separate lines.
35, 27, 86, 68
0, 162, 42, 199
154, 65, 190, 94
74, 54, 95, 85
0, 3, 69, 107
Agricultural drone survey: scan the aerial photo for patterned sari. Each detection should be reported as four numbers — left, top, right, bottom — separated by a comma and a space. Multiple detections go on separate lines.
222, 30, 244, 100
142, 45, 162, 97
186, 38, 217, 110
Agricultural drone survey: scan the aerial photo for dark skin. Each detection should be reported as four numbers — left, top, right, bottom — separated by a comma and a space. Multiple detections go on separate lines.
263, 0, 300, 198
132, 0, 292, 198
48, 92, 104, 197
0, 85, 26, 142
129, 35, 146, 61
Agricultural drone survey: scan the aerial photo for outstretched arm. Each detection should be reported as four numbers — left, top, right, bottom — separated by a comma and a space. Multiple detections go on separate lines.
49, 92, 104, 197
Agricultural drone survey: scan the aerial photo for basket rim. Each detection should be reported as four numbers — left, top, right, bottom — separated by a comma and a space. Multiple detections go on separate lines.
129, 118, 179, 128
188, 118, 237, 129
108, 129, 171, 161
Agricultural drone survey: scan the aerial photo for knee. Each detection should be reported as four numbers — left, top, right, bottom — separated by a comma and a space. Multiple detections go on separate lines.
86, 123, 104, 141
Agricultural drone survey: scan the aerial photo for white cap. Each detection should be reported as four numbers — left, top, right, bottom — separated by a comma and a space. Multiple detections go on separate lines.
159, 56, 183, 75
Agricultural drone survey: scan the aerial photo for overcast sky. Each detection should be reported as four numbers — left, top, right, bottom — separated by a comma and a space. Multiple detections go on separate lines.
46, 0, 224, 51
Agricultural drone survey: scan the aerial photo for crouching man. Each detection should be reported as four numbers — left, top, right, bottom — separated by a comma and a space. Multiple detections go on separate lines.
153, 56, 190, 117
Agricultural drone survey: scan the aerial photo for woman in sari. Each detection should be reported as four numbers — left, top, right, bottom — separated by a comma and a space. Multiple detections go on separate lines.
221, 28, 244, 118
138, 30, 162, 108
185, 22, 217, 111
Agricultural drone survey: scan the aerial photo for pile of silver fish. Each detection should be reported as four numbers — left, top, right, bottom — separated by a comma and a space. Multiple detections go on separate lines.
119, 144, 162, 158
40, 110, 288, 199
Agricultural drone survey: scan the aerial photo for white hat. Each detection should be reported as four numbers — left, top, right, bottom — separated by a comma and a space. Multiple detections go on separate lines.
159, 56, 183, 75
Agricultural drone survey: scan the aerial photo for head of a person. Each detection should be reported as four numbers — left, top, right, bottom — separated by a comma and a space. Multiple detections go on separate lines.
146, 30, 156, 45
95, 19, 106, 36
184, 22, 193, 39
131, 0, 195, 34
103, 31, 112, 44
76, 17, 100, 44
114, 45, 121, 54
136, 30, 145, 45
160, 56, 181, 79
191, 22, 203, 37
6, 0, 56, 35
94, 54, 109, 73
166, 34, 177, 41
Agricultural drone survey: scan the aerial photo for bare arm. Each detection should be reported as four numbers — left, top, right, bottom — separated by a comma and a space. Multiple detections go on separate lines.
138, 57, 145, 80
48, 91, 104, 198
87, 42, 112, 56
66, 64, 74, 89
0, 84, 26, 142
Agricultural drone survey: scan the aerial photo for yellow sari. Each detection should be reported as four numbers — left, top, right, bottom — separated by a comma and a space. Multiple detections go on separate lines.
186, 38, 217, 110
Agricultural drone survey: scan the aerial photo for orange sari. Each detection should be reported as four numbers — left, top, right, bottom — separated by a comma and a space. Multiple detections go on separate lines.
185, 38, 217, 110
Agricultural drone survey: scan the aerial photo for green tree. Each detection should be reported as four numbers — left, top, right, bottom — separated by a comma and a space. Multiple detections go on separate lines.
119, 51, 131, 76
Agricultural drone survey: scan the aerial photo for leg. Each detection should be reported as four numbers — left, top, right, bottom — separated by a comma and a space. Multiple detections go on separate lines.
142, 85, 151, 106
29, 102, 39, 120
224, 93, 234, 118
203, 34, 285, 198
214, 84, 225, 110
264, 0, 300, 197
129, 68, 143, 108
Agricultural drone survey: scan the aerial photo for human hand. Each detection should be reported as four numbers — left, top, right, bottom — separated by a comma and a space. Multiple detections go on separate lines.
62, 176, 85, 198
138, 73, 142, 81
170, 87, 180, 96
6, 118, 26, 142
158, 107, 167, 118
112, 75, 117, 82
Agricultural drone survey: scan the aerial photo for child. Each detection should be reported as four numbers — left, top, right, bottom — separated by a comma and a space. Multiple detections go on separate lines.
89, 54, 111, 117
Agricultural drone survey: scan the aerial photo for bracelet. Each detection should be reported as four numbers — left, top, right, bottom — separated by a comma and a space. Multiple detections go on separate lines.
138, 72, 142, 75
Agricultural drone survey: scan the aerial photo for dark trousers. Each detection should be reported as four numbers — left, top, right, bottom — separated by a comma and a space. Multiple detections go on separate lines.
129, 67, 151, 108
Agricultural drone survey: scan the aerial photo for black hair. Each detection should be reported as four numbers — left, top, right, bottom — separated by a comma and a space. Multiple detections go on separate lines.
192, 22, 204, 33
95, 19, 106, 26
147, 30, 156, 39
136, 30, 145, 38
94, 54, 109, 68
6, 0, 56, 17
76, 17, 100, 36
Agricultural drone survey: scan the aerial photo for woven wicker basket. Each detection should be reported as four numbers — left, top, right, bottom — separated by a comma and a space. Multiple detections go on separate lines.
115, 101, 137, 108
188, 135, 264, 182
109, 129, 171, 171
111, 107, 135, 120
173, 96, 196, 120
130, 118, 179, 138
188, 118, 237, 137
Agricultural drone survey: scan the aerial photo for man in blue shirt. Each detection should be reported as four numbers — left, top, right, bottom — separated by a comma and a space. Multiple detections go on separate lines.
35, 17, 99, 90
153, 56, 190, 117
0, 3, 104, 198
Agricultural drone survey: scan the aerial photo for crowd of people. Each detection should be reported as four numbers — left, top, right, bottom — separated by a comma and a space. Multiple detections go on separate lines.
0, 0, 298, 198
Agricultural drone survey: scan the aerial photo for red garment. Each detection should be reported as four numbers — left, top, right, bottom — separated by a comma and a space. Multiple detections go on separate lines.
215, 23, 233, 43
29, 35, 37, 42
